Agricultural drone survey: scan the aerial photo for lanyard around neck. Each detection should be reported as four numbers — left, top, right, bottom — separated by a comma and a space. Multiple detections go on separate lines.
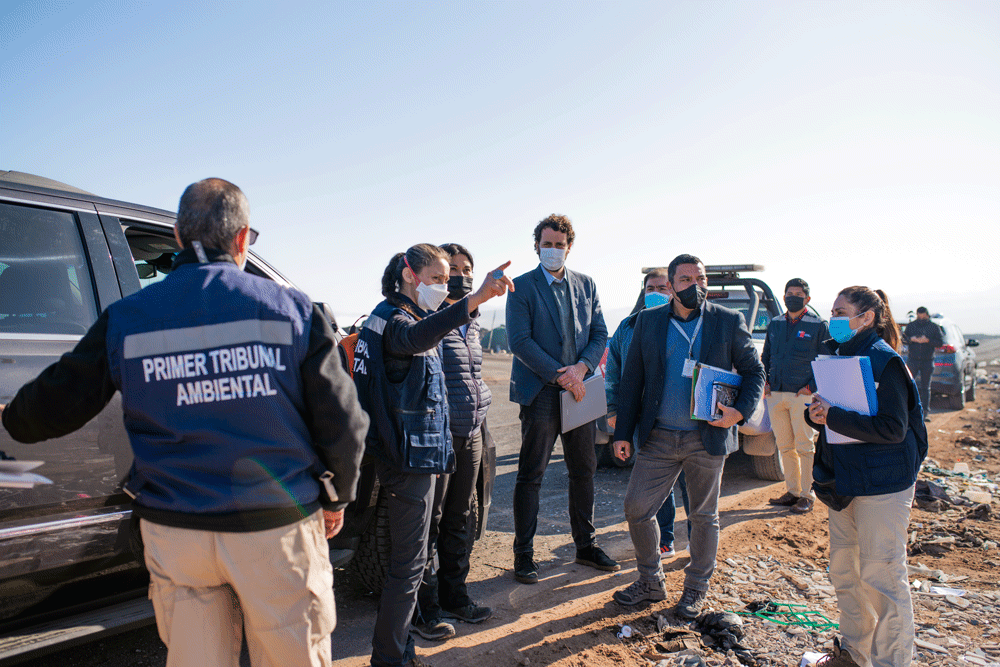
670, 309, 703, 359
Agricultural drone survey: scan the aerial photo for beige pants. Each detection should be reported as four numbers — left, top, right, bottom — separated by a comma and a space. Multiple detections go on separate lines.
766, 391, 816, 499
828, 486, 915, 667
141, 511, 334, 667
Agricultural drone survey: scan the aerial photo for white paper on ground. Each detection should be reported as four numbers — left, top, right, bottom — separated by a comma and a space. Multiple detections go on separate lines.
800, 652, 827, 666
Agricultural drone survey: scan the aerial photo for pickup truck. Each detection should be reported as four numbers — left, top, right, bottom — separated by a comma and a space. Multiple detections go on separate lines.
0, 171, 494, 663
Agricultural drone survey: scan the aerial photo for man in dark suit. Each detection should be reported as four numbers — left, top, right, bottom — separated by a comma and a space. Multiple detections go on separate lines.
506, 214, 616, 585
610, 254, 765, 618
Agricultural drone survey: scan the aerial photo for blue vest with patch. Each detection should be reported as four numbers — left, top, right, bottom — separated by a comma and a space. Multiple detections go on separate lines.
816, 335, 928, 497
104, 260, 320, 519
353, 300, 454, 474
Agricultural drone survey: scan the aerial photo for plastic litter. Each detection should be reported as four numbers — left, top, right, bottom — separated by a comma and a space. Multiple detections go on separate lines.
800, 652, 827, 666
617, 624, 633, 639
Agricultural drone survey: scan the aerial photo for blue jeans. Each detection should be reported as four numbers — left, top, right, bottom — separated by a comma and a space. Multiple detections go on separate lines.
624, 428, 725, 592
656, 471, 690, 548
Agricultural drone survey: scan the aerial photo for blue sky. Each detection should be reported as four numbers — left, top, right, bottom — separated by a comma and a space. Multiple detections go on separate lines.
3, 0, 998, 333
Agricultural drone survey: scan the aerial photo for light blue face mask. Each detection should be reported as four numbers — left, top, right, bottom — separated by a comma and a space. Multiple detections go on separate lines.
829, 312, 868, 344
644, 292, 670, 309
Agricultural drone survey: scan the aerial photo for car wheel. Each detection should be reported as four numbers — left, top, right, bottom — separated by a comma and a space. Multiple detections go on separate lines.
595, 437, 615, 468
949, 374, 967, 410
750, 448, 784, 481
349, 487, 391, 592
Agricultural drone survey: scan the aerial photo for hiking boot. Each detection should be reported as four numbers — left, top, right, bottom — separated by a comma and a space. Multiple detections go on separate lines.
513, 553, 538, 584
790, 496, 814, 514
817, 638, 861, 666
612, 578, 667, 605
659, 544, 676, 559
410, 618, 455, 641
575, 545, 620, 572
768, 491, 798, 506
674, 586, 707, 619
442, 603, 492, 624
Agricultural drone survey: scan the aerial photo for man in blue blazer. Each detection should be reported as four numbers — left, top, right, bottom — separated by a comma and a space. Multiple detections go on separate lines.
506, 214, 615, 584
610, 254, 765, 618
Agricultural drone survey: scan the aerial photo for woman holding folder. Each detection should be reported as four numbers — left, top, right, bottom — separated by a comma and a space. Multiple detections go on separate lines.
806, 286, 927, 667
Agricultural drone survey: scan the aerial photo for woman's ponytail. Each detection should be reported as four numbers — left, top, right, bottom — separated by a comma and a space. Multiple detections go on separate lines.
874, 289, 902, 352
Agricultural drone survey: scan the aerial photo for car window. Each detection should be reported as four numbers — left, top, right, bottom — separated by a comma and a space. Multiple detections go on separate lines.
0, 202, 98, 334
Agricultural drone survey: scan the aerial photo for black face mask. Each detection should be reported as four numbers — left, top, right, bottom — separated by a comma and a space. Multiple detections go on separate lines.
447, 275, 474, 300
675, 284, 706, 310
784, 295, 805, 313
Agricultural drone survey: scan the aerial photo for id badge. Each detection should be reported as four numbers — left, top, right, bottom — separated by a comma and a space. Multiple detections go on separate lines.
682, 358, 697, 378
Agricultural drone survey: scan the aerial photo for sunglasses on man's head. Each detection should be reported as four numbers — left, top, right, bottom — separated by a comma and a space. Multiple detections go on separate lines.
248, 227, 259, 245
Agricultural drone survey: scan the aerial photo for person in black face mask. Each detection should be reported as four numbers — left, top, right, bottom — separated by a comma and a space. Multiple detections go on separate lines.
760, 278, 831, 515
610, 253, 765, 619
411, 243, 494, 641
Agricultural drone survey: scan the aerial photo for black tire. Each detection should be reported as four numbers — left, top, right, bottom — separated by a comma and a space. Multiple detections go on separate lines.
750, 449, 784, 481
349, 487, 391, 592
966, 375, 977, 402
949, 375, 966, 410
595, 435, 615, 468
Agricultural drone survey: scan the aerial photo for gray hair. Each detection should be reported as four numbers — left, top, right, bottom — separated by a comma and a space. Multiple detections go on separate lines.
175, 178, 250, 251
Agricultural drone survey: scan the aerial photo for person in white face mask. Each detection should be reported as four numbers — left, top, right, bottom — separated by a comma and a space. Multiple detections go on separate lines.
354, 244, 512, 667
505, 214, 618, 585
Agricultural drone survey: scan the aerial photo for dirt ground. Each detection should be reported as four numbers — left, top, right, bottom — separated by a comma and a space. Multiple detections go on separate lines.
327, 344, 1000, 667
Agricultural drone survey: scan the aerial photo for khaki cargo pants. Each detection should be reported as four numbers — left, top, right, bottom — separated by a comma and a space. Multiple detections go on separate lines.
141, 511, 334, 667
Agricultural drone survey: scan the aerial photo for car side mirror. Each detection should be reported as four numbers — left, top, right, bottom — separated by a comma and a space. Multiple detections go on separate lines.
967, 339, 979, 347
313, 302, 339, 331
136, 263, 157, 279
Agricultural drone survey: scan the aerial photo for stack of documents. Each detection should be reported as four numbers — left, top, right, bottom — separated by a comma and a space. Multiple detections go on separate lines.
0, 460, 53, 489
690, 363, 742, 421
811, 355, 878, 444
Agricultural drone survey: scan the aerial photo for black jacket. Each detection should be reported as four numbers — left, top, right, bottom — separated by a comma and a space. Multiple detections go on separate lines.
613, 301, 766, 457
760, 312, 830, 392
903, 318, 944, 361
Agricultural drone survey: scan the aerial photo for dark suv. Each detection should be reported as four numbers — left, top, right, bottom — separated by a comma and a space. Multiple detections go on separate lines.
0, 172, 494, 660
900, 314, 979, 410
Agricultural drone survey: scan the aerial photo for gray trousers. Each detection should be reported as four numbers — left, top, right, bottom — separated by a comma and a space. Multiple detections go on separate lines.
623, 428, 726, 592
371, 461, 435, 667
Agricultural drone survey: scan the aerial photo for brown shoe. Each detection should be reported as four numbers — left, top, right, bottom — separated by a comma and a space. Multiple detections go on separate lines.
817, 638, 861, 666
768, 491, 798, 506
790, 496, 814, 514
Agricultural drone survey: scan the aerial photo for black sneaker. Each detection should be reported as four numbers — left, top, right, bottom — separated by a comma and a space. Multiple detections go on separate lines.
574, 545, 620, 572
674, 586, 707, 619
410, 618, 455, 641
513, 553, 538, 584
442, 603, 492, 623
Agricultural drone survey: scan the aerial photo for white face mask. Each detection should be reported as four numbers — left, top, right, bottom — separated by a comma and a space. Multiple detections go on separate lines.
416, 281, 449, 311
539, 247, 566, 272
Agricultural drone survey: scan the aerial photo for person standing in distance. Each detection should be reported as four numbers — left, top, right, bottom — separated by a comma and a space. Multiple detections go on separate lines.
353, 244, 512, 667
1, 178, 369, 667
902, 307, 943, 421
762, 278, 830, 515
610, 254, 765, 618
506, 214, 616, 585
411, 243, 494, 641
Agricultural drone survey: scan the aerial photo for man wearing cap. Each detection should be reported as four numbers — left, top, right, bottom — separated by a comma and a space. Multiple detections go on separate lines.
903, 307, 944, 421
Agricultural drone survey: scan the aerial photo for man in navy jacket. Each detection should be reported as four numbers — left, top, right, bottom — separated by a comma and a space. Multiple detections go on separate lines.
2, 179, 368, 667
611, 254, 765, 618
506, 214, 615, 585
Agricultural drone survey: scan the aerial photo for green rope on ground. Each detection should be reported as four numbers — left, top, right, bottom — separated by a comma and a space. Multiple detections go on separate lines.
732, 601, 839, 631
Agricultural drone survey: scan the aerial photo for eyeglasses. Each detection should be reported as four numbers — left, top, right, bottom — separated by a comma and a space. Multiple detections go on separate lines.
248, 227, 259, 245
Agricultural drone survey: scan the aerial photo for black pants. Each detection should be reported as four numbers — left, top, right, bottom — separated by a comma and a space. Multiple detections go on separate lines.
907, 355, 934, 417
417, 428, 483, 620
513, 385, 597, 555
371, 461, 435, 667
